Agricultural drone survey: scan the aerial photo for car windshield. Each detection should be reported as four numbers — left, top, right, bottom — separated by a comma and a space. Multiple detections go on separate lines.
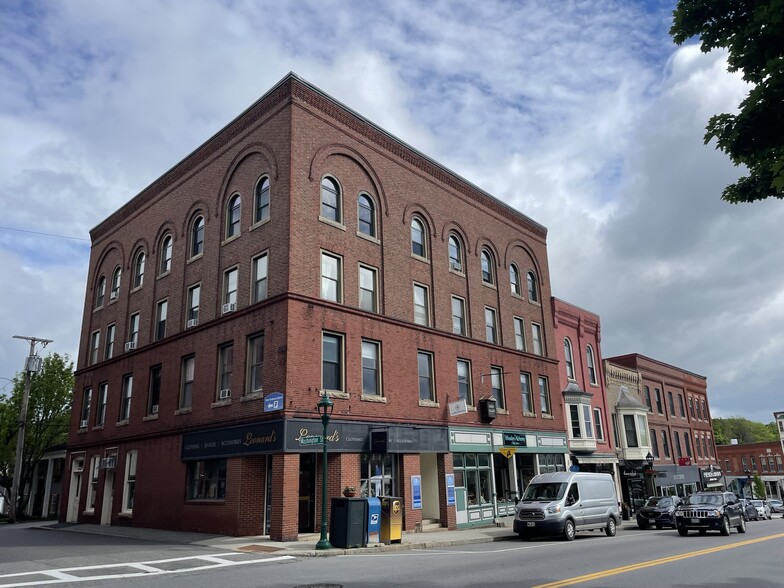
750, 500, 763, 507
645, 497, 673, 507
685, 494, 723, 506
521, 482, 567, 501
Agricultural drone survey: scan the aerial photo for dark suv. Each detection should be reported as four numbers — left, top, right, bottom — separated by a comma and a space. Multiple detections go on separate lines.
637, 495, 681, 529
674, 492, 746, 536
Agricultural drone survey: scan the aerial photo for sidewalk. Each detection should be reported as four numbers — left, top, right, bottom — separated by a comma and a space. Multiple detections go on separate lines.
37, 517, 636, 557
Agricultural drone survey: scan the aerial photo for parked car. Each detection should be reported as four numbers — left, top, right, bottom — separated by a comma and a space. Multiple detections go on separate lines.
637, 495, 681, 529
769, 499, 783, 515
739, 498, 759, 521
750, 499, 772, 520
674, 491, 746, 536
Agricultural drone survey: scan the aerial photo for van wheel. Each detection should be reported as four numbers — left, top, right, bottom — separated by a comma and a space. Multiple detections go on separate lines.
737, 517, 747, 534
719, 516, 730, 536
563, 519, 576, 541
605, 517, 617, 537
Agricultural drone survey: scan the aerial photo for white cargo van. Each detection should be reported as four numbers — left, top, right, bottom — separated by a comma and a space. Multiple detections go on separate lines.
513, 472, 620, 541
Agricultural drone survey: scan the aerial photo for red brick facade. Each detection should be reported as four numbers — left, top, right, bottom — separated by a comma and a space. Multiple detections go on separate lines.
62, 74, 566, 539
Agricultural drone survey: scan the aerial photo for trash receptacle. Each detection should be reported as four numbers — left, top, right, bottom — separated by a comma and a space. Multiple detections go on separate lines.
380, 496, 402, 544
367, 497, 381, 543
329, 497, 368, 548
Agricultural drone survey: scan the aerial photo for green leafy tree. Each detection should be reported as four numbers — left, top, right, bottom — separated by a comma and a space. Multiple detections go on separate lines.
753, 474, 766, 500
0, 353, 73, 517
670, 0, 784, 203
713, 416, 778, 445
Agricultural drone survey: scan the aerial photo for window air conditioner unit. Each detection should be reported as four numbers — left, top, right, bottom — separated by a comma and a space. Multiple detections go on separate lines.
186, 318, 199, 328
151, 404, 159, 414
101, 456, 117, 470
110, 291, 118, 300
222, 302, 236, 314
79, 419, 88, 428
450, 260, 462, 272
219, 389, 232, 400
124, 341, 136, 351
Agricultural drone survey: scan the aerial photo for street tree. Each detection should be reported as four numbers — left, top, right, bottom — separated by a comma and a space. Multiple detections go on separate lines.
712, 416, 777, 445
0, 353, 73, 517
670, 0, 784, 203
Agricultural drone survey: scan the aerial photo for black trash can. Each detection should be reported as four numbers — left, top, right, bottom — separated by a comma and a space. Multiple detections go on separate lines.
329, 497, 369, 548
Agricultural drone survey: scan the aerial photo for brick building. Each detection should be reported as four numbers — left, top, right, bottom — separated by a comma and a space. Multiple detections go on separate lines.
605, 354, 720, 497
716, 440, 784, 501
551, 299, 618, 486
61, 73, 569, 540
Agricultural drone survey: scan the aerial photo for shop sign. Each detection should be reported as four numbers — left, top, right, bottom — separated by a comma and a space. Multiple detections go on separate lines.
263, 392, 284, 412
498, 447, 516, 458
502, 432, 528, 447
678, 457, 691, 466
448, 399, 468, 416
182, 420, 284, 460
411, 475, 422, 509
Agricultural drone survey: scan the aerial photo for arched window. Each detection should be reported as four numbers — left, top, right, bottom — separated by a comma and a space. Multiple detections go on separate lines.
481, 249, 494, 284
226, 194, 241, 238
320, 176, 341, 223
357, 193, 376, 237
159, 235, 173, 275
133, 250, 145, 288
255, 176, 270, 224
509, 264, 521, 295
411, 217, 426, 258
564, 338, 575, 379
448, 235, 463, 272
190, 215, 205, 258
586, 345, 597, 384
527, 270, 539, 302
95, 275, 106, 308
110, 266, 122, 300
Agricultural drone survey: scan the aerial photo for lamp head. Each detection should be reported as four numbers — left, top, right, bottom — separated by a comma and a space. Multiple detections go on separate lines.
317, 394, 334, 418
645, 452, 654, 467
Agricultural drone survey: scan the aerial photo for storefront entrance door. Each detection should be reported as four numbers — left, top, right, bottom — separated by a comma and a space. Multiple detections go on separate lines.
298, 454, 316, 533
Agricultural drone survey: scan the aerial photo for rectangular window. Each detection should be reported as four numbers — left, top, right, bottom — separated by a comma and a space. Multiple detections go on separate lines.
80, 388, 92, 426
583, 404, 593, 438
457, 359, 472, 404
520, 372, 534, 413
684, 432, 692, 457
661, 430, 670, 458
361, 340, 381, 396
490, 366, 505, 410
122, 450, 137, 513
531, 323, 543, 356
128, 312, 139, 346
119, 375, 133, 421
105, 323, 115, 360
538, 376, 551, 415
644, 386, 652, 411
217, 344, 233, 397
688, 396, 694, 419
593, 408, 604, 441
701, 399, 708, 422
186, 459, 227, 500
96, 383, 107, 427
90, 331, 100, 365
320, 252, 342, 302
413, 283, 430, 326
651, 429, 659, 458
612, 414, 620, 447
187, 284, 201, 325
638, 416, 649, 446
484, 307, 497, 344
252, 252, 268, 302
655, 388, 663, 413
623, 415, 638, 448
359, 265, 378, 312
725, 458, 731, 472
741, 456, 747, 470
696, 433, 703, 458
513, 317, 525, 351
155, 299, 167, 341
417, 351, 435, 402
569, 405, 582, 439
88, 456, 100, 511
148, 365, 161, 415
668, 391, 675, 416
322, 332, 344, 392
678, 394, 686, 418
223, 267, 238, 307
180, 355, 195, 409
451, 296, 466, 335
247, 333, 264, 395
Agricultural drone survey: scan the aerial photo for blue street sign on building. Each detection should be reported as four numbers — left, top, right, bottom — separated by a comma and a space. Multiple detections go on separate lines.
264, 392, 284, 413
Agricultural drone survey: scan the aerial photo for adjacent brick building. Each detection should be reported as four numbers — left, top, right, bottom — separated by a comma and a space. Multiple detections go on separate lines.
716, 440, 784, 500
61, 73, 569, 539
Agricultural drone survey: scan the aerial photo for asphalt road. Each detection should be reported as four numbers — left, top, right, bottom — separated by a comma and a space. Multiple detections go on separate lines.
2, 519, 783, 587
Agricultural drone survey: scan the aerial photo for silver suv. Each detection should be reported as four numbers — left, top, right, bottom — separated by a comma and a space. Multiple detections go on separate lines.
674, 491, 746, 536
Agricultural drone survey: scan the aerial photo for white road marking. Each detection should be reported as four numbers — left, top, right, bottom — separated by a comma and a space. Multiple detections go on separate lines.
0, 552, 295, 587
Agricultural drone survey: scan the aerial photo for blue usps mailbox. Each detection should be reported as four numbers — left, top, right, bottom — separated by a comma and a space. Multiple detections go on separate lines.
367, 497, 381, 543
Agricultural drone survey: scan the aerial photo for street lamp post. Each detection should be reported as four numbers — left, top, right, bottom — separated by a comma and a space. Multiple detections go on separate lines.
645, 452, 655, 498
315, 394, 334, 550
744, 468, 754, 500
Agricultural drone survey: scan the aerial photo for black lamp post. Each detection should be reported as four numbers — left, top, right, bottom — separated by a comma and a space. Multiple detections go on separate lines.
316, 394, 334, 550
744, 468, 754, 500
645, 452, 655, 498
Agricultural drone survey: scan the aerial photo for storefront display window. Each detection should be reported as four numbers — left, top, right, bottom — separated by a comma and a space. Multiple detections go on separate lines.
360, 453, 397, 497
454, 452, 492, 506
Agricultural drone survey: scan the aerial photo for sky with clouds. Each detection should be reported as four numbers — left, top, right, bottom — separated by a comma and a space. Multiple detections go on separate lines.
1, 0, 781, 423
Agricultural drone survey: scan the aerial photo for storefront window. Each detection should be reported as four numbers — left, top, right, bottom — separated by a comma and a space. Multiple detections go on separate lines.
360, 453, 396, 497
455, 452, 492, 506
537, 453, 566, 474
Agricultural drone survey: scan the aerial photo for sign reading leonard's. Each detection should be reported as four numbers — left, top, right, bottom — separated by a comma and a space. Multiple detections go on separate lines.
182, 421, 284, 460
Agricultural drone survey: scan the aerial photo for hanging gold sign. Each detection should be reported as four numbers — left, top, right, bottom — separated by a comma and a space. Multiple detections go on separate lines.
499, 447, 516, 459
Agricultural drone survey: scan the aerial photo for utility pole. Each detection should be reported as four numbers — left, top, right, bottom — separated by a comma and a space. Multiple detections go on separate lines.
9, 335, 52, 524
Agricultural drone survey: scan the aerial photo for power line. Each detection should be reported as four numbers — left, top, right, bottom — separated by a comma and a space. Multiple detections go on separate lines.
0, 225, 89, 242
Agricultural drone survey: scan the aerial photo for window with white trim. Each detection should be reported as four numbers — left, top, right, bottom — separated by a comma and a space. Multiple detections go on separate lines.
80, 388, 92, 426
322, 332, 344, 392
95, 275, 106, 308
359, 265, 377, 312
217, 343, 233, 398
531, 323, 543, 356
119, 375, 133, 421
451, 296, 466, 336
520, 372, 534, 413
247, 333, 264, 395
513, 317, 525, 351
133, 250, 145, 288
490, 366, 505, 410
155, 299, 167, 341
417, 351, 435, 402
361, 339, 381, 397
509, 264, 521, 295
484, 307, 497, 344
148, 365, 161, 415
457, 359, 472, 404
538, 376, 551, 415
527, 270, 539, 302
586, 345, 597, 384
226, 194, 241, 238
481, 249, 494, 285
563, 338, 575, 380
413, 283, 430, 326
255, 176, 270, 224
90, 330, 100, 365
122, 450, 137, 513
223, 267, 238, 307
111, 266, 121, 300
411, 217, 426, 258
567, 403, 594, 439
357, 193, 376, 238
187, 284, 200, 325
448, 235, 463, 272
159, 234, 173, 275
320, 252, 342, 302
320, 176, 341, 223
96, 383, 107, 427
180, 355, 195, 409
593, 408, 604, 441
128, 312, 139, 347
187, 459, 227, 500
190, 215, 205, 258
252, 252, 268, 302
88, 456, 100, 511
